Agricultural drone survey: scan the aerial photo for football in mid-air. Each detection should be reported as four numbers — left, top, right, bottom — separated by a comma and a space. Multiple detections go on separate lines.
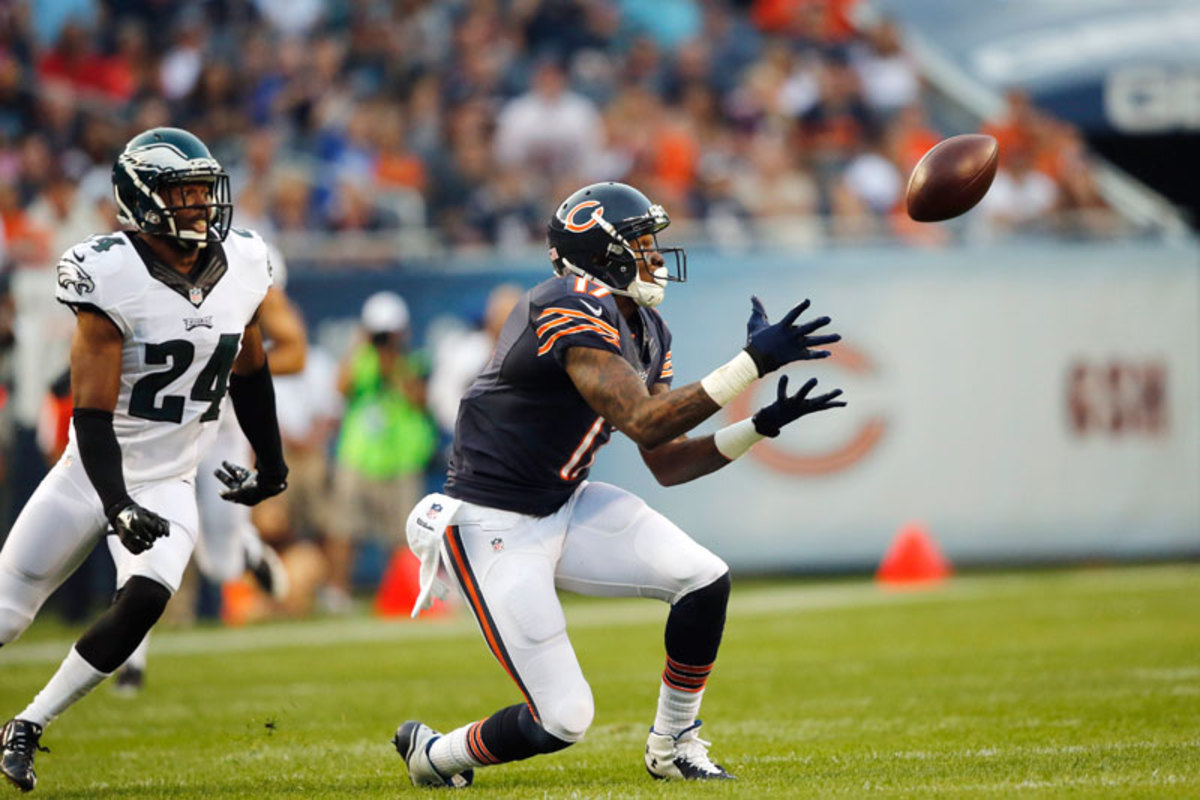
905, 134, 999, 222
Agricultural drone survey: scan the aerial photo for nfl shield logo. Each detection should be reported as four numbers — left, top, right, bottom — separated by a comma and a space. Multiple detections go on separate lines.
188, 286, 203, 306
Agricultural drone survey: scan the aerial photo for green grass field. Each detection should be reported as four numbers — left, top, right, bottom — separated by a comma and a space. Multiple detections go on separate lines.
2, 564, 1198, 798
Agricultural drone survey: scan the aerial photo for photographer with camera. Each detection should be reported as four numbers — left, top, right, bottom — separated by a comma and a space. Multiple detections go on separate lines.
324, 292, 436, 612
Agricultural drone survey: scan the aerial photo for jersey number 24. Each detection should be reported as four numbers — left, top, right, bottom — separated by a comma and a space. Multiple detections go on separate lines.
129, 334, 240, 424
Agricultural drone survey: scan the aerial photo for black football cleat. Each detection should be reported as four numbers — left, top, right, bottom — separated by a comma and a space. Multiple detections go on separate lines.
1, 719, 48, 792
112, 665, 145, 697
248, 545, 289, 601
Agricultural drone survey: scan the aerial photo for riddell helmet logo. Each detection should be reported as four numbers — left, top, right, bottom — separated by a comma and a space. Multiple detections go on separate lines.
564, 200, 604, 232
728, 341, 886, 475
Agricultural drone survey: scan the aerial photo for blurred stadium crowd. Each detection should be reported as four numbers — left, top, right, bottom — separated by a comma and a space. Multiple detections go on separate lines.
0, 0, 1117, 274
0, 0, 1125, 622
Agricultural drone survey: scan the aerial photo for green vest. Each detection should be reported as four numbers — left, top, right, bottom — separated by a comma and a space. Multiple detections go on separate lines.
336, 345, 436, 479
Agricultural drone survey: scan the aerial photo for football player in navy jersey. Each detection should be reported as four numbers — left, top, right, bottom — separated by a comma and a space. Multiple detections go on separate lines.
393, 181, 845, 786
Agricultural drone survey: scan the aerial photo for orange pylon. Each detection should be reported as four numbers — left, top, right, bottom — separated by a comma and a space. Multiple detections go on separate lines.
876, 522, 952, 585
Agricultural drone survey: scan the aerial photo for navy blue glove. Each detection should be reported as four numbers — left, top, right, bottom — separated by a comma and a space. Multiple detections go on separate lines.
744, 297, 841, 376
215, 460, 288, 506
752, 375, 846, 437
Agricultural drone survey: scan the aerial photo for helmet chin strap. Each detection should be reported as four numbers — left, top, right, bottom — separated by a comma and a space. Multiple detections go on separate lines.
157, 235, 205, 254
628, 267, 667, 308
155, 204, 210, 250
559, 259, 667, 308
177, 231, 209, 250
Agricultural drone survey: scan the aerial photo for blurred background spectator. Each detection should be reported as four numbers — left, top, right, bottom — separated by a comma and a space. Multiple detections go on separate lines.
245, 342, 342, 618
427, 283, 523, 444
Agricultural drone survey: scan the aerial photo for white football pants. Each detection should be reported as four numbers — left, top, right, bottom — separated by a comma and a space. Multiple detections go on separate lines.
0, 454, 199, 644
441, 481, 728, 743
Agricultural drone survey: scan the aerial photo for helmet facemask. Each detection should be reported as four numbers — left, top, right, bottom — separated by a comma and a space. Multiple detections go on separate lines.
153, 175, 233, 249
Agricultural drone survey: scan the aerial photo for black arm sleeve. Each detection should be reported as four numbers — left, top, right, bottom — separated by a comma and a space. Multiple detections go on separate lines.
227, 361, 288, 480
73, 407, 132, 520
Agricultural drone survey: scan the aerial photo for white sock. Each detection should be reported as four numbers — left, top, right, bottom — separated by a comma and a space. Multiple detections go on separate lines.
125, 635, 150, 671
653, 683, 705, 737
18, 647, 110, 728
428, 721, 487, 775
653, 656, 712, 735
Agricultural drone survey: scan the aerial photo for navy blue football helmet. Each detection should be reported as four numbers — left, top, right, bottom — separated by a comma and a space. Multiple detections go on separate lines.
547, 182, 686, 301
112, 127, 232, 246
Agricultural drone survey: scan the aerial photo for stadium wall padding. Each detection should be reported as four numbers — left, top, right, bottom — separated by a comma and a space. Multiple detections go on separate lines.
288, 240, 1200, 571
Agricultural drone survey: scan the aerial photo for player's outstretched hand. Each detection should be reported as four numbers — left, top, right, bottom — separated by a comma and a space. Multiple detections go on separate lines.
752, 375, 846, 437
110, 502, 170, 555
744, 296, 841, 376
215, 460, 288, 506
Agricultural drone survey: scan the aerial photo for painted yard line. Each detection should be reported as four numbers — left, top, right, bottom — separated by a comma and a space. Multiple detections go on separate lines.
2, 565, 1195, 667
883, 739, 1200, 759
3, 581, 938, 666
876, 774, 1194, 794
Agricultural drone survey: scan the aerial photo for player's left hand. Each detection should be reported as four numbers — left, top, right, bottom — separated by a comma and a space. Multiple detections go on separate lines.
215, 460, 288, 506
752, 375, 846, 437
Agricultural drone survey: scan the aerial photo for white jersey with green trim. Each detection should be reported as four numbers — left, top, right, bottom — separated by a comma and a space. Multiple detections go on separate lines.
54, 227, 273, 485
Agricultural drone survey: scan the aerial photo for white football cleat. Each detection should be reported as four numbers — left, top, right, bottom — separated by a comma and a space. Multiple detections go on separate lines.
392, 721, 474, 788
645, 720, 735, 780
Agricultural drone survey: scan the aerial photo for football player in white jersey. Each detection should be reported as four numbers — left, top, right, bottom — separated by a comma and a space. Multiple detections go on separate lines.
113, 274, 306, 695
0, 127, 289, 792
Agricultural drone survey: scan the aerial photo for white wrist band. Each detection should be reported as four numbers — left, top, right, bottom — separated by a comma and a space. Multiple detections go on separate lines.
700, 350, 759, 407
713, 418, 764, 461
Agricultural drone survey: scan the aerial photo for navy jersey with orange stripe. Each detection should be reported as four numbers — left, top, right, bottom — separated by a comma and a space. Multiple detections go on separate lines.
445, 274, 673, 516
